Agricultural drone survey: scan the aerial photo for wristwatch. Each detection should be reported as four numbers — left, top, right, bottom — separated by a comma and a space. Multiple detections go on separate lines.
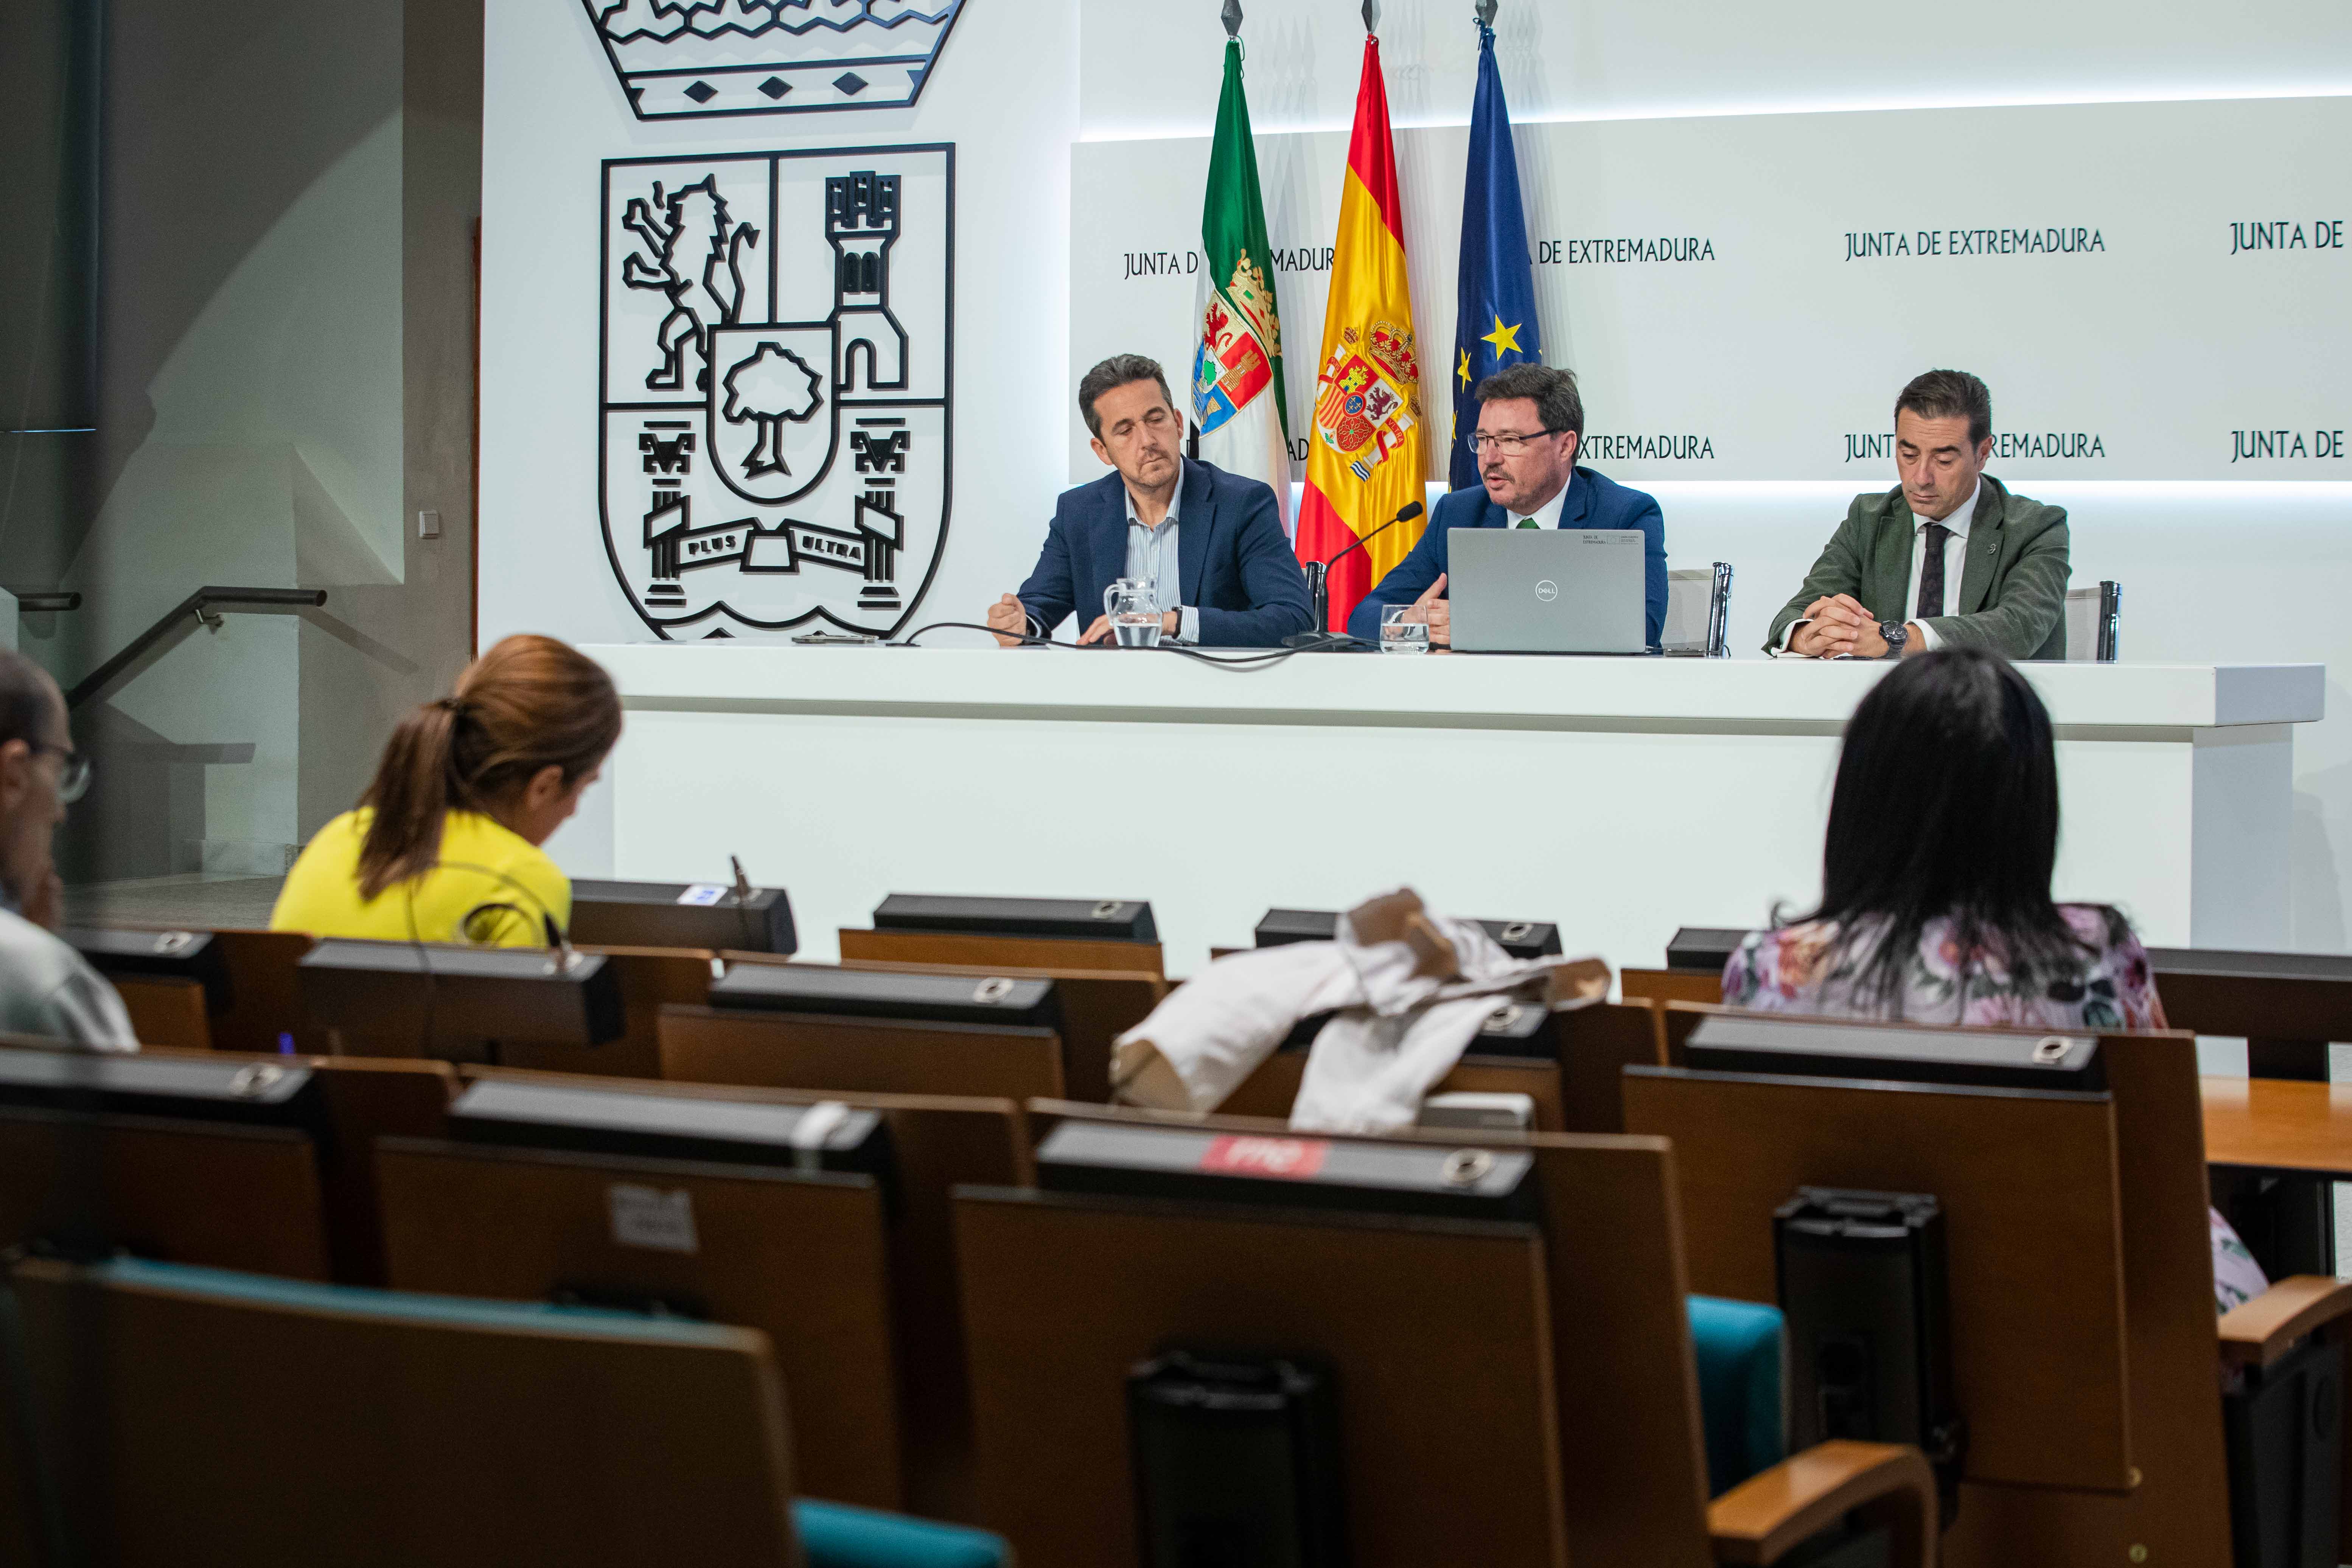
1878, 620, 1909, 659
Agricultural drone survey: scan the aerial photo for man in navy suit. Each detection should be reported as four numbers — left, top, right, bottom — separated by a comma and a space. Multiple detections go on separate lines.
987, 354, 1312, 648
1346, 364, 1667, 647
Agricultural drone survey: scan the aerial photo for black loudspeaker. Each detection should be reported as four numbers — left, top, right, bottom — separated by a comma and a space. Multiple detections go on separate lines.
872, 893, 1156, 943
62, 926, 233, 1013
707, 963, 1060, 1031
567, 879, 797, 955
1127, 1350, 1345, 1568
1034, 1119, 1538, 1224
296, 940, 624, 1051
1686, 1013, 2104, 1093
2225, 1334, 2344, 1568
445, 1077, 891, 1183
1252, 908, 1563, 961
1775, 1187, 1965, 1520
1664, 926, 1747, 973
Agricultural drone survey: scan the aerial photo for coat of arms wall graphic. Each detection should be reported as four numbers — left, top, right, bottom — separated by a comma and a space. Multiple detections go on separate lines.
581, 0, 969, 120
598, 145, 953, 639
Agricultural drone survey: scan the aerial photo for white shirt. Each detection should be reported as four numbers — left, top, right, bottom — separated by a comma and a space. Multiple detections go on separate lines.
1505, 471, 1572, 531
1776, 477, 1978, 655
1123, 458, 1199, 644
1902, 477, 1977, 652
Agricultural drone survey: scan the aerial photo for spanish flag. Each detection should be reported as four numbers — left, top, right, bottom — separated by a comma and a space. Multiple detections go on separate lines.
1295, 30, 1425, 634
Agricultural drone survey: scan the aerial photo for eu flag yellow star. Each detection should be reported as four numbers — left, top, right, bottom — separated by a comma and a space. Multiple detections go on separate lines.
1457, 348, 1472, 389
1481, 315, 1523, 360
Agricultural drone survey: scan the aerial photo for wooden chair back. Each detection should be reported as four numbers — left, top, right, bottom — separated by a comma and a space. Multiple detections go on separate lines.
123, 1045, 459, 1285
376, 1133, 900, 1511
1623, 1026, 2232, 1565
111, 975, 211, 1051
209, 928, 328, 1054
494, 945, 715, 1078
1206, 1000, 1658, 1133
1551, 1000, 1670, 1133
1620, 967, 1724, 1007
9, 1254, 798, 1567
840, 925, 1165, 980
0, 1036, 452, 1285
1216, 1048, 1567, 1127
79, 926, 326, 1054
2145, 947, 2352, 1079
984, 1101, 1723, 1567
440, 1068, 1027, 1519
0, 1106, 330, 1279
660, 1003, 1065, 1102
831, 953, 1164, 1102
958, 1189, 1567, 1565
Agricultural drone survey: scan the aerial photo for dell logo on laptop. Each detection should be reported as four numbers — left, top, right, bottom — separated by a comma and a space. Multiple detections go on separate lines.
1534, 580, 1559, 602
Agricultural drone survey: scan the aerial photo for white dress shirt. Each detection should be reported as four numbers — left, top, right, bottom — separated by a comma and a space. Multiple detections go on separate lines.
1902, 477, 1977, 652
1505, 471, 1572, 531
1777, 476, 1978, 655
1124, 459, 1199, 644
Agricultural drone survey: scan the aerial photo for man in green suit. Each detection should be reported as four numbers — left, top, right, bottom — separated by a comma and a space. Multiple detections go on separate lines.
1769, 370, 2069, 660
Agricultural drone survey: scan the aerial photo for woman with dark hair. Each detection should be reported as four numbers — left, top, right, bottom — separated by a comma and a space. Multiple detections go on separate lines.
1722, 647, 2268, 1310
271, 635, 621, 947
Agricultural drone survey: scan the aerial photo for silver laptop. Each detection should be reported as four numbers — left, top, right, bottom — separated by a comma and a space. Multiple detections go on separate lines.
1448, 529, 1648, 654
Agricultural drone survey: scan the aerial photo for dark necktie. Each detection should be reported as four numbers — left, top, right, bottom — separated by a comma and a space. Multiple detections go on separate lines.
1915, 523, 1951, 620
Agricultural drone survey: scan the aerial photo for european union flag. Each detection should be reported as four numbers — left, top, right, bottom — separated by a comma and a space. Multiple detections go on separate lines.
1448, 21, 1541, 492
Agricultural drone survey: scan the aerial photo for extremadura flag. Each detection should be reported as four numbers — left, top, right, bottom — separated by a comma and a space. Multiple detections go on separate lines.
1191, 34, 1293, 531
1294, 28, 1424, 634
1449, 19, 1541, 491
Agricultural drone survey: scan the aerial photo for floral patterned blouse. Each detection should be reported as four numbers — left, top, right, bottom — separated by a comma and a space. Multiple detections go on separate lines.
1721, 903, 2270, 1313
1721, 904, 2162, 1032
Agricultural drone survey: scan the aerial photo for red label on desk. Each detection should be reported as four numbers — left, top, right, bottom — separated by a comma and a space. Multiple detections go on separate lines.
1199, 1135, 1329, 1180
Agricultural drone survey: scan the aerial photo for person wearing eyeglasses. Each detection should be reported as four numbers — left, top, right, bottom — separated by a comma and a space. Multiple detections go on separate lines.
1343, 363, 1667, 647
0, 650, 134, 1049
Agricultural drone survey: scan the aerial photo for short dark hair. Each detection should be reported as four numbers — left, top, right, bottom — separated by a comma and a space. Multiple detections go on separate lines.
1474, 363, 1583, 437
0, 651, 61, 751
1894, 369, 1991, 446
1800, 646, 2106, 1014
1078, 354, 1177, 439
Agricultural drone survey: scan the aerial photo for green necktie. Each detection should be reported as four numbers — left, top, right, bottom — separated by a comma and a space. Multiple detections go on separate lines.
1516, 516, 1538, 528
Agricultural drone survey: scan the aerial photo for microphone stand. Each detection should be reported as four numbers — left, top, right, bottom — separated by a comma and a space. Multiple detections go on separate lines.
1303, 501, 1426, 634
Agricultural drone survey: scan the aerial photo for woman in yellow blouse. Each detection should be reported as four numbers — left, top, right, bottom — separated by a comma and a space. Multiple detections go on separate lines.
272, 635, 621, 947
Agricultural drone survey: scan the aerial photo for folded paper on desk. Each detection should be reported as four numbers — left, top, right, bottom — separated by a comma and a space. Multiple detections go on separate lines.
1109, 887, 1608, 1134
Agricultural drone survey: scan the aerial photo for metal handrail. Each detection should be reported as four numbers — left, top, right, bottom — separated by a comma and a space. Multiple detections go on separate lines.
11, 592, 82, 613
64, 587, 327, 710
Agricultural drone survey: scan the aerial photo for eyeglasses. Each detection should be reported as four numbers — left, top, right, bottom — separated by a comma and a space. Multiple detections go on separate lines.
32, 745, 90, 804
1468, 428, 1565, 455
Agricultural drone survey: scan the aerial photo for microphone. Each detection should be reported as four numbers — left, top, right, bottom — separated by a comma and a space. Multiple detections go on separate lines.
729, 853, 757, 951
1303, 500, 1426, 635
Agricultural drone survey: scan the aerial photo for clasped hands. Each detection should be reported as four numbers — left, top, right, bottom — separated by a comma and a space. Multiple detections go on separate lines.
986, 595, 1180, 648
1789, 594, 1907, 659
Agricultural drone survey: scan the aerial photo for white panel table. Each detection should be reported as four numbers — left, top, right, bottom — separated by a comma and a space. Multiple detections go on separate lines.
588, 646, 2323, 977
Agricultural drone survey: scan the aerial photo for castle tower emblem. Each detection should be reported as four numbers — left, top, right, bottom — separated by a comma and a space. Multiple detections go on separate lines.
600, 146, 954, 639
582, 1, 970, 121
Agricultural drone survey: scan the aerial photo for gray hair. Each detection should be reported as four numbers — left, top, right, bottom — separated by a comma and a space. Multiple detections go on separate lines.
1077, 353, 1177, 439
1474, 362, 1583, 438
0, 651, 62, 749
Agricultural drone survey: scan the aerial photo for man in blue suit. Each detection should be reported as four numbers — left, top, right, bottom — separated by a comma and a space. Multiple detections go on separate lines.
1346, 364, 1666, 647
987, 354, 1312, 648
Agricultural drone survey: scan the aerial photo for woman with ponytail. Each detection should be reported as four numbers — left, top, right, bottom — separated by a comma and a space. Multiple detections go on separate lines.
271, 636, 621, 946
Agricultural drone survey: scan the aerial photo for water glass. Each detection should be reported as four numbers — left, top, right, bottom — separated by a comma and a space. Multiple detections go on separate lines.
1380, 603, 1430, 654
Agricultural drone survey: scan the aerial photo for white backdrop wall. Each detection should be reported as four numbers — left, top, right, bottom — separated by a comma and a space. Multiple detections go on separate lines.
485, 0, 2352, 956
